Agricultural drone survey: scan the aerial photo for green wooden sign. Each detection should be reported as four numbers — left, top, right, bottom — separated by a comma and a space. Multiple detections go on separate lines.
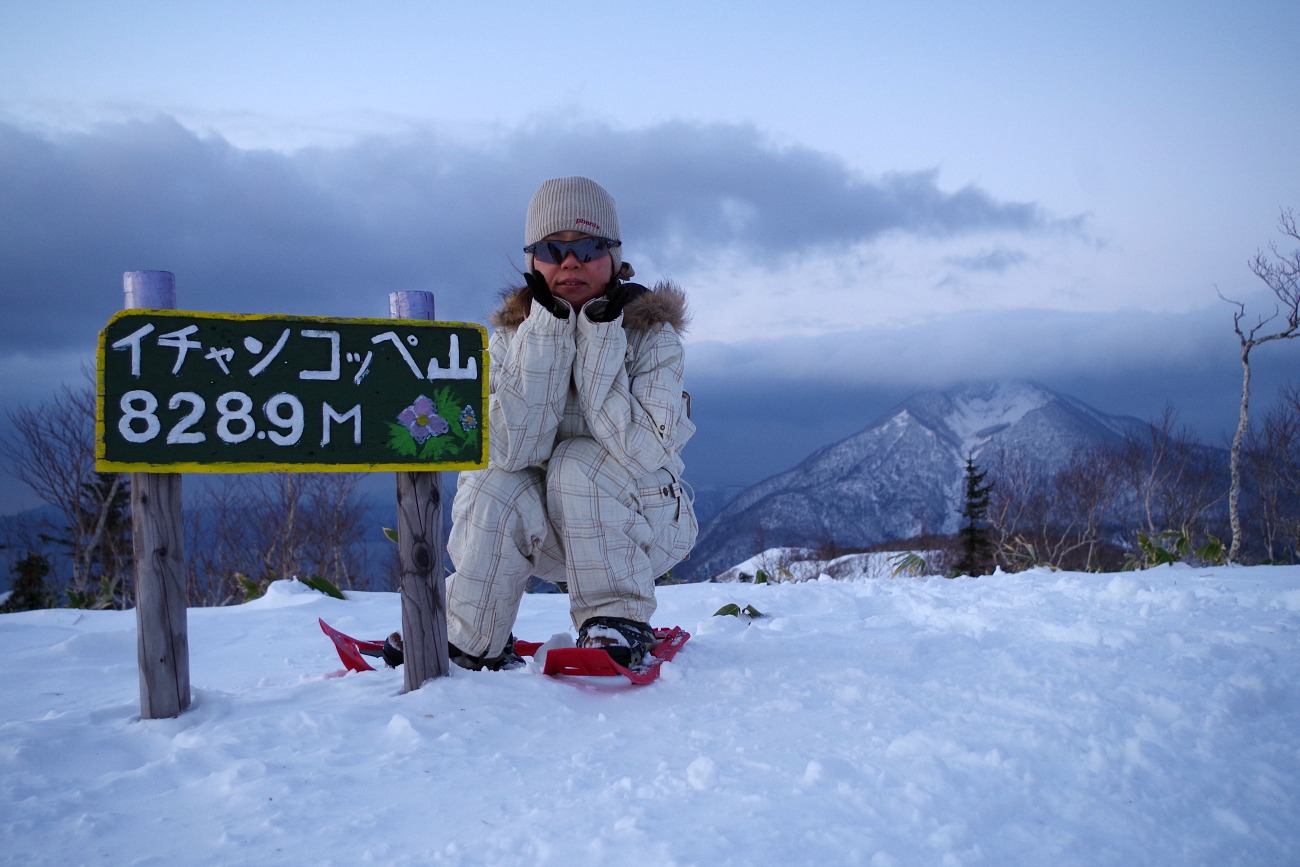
96, 310, 488, 473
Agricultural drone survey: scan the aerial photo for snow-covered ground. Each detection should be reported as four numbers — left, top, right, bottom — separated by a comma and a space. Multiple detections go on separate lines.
2, 561, 1298, 866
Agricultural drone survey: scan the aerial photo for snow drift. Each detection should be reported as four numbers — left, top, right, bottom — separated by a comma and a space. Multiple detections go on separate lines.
2, 562, 1298, 865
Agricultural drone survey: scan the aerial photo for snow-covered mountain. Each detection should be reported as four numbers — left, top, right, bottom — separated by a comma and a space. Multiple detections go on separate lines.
682, 380, 1148, 580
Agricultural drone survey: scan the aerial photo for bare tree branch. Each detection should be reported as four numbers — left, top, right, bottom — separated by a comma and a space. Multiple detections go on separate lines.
1, 370, 131, 603
1227, 207, 1300, 561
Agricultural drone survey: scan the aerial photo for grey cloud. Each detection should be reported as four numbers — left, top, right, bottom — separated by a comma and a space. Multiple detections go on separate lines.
0, 116, 1075, 361
683, 345, 1258, 498
0, 117, 523, 365
522, 122, 1076, 265
945, 247, 1031, 273
684, 303, 1263, 489
693, 305, 1238, 384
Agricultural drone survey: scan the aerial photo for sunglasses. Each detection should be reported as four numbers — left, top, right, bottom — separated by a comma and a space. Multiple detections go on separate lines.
525, 236, 621, 265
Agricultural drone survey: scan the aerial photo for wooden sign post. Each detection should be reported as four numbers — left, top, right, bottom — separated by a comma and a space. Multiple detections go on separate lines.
97, 275, 488, 714
391, 291, 450, 690
123, 271, 189, 720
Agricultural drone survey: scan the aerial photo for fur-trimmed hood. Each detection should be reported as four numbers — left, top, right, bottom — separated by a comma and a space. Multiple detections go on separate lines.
489, 281, 690, 333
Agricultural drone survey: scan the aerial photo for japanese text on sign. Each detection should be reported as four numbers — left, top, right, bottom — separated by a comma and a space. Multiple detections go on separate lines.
96, 310, 488, 473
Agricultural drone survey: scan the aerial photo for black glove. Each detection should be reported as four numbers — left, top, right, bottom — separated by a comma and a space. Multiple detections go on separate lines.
587, 282, 649, 323
525, 270, 569, 319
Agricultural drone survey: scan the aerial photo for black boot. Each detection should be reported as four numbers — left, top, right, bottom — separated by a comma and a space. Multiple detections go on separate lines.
383, 632, 526, 671
449, 635, 525, 671
381, 632, 404, 668
577, 616, 655, 668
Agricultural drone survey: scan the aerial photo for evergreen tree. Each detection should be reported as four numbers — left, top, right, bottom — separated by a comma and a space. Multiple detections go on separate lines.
955, 455, 995, 576
1, 553, 55, 613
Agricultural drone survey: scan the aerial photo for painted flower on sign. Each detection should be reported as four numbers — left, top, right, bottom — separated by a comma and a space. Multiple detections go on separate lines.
397, 395, 449, 444
385, 387, 480, 463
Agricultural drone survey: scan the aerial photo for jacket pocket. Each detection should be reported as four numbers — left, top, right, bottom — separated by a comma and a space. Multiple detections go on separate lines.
634, 469, 698, 569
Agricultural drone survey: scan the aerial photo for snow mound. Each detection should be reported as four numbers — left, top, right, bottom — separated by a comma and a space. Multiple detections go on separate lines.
2, 563, 1298, 865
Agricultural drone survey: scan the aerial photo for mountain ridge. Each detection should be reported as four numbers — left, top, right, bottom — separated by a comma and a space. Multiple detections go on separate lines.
680, 379, 1150, 580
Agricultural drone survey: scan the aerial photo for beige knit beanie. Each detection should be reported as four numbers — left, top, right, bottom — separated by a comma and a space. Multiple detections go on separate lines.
524, 176, 623, 275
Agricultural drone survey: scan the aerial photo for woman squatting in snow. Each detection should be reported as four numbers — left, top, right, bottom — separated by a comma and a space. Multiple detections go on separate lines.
416, 176, 697, 670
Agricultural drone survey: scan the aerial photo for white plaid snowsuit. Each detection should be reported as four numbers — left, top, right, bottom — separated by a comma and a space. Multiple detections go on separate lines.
446, 282, 697, 656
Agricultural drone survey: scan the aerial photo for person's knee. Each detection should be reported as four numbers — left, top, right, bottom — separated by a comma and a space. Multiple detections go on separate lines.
548, 436, 634, 499
548, 437, 600, 480
451, 466, 545, 560
457, 466, 540, 520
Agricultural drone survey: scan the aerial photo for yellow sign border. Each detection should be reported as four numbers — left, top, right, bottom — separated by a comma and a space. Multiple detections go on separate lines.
95, 308, 489, 474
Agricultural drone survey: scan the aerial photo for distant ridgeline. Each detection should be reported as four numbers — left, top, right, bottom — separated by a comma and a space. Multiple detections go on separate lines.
681, 380, 1226, 581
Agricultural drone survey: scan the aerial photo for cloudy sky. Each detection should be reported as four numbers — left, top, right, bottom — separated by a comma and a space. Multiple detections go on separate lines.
2, 0, 1299, 513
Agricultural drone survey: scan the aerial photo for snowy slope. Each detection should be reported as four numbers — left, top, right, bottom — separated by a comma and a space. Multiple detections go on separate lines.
687, 381, 1154, 580
2, 564, 1298, 866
